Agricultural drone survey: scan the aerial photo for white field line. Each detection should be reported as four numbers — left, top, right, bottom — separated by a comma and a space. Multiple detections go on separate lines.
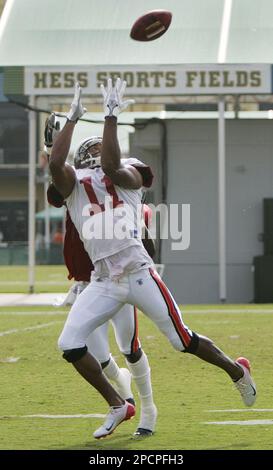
1, 309, 273, 315
0, 311, 67, 315
207, 409, 273, 413
0, 357, 20, 363
204, 420, 273, 425
184, 309, 273, 314
0, 281, 69, 285
0, 321, 63, 337
0, 414, 106, 419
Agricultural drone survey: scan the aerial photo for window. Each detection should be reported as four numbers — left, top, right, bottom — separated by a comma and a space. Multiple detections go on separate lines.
0, 201, 28, 241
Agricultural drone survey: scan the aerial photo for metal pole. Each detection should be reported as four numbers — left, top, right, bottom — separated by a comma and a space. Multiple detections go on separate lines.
218, 96, 227, 302
28, 96, 36, 294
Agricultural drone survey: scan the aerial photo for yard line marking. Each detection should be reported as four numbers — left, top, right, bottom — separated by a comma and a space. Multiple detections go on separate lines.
207, 409, 273, 413
2, 309, 273, 315
0, 281, 70, 285
185, 309, 273, 314
0, 357, 20, 363
0, 414, 106, 419
203, 420, 273, 425
0, 321, 63, 337
0, 311, 67, 315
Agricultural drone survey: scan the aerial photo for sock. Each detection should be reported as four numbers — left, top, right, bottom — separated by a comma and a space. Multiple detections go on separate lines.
126, 351, 157, 431
103, 355, 120, 382
103, 355, 133, 401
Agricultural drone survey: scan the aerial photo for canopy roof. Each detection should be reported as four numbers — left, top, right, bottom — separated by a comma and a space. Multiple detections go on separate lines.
0, 0, 273, 66
35, 207, 65, 221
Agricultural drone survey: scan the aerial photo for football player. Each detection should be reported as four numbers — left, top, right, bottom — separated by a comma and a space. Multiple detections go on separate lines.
49, 79, 256, 439
45, 123, 157, 438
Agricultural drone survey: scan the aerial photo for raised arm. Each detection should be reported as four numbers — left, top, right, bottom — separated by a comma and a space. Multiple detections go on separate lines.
100, 78, 141, 189
49, 83, 86, 198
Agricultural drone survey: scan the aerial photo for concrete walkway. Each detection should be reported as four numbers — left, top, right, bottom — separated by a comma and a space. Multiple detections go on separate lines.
0, 293, 66, 307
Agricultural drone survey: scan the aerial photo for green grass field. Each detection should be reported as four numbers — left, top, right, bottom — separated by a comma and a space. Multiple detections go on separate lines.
0, 266, 72, 293
1, 302, 273, 450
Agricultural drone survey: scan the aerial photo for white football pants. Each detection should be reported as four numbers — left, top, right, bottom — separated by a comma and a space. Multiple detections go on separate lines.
85, 304, 140, 363
58, 268, 193, 353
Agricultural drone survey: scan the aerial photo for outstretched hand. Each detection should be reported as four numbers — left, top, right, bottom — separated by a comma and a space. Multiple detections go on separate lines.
67, 82, 87, 122
100, 78, 135, 117
44, 113, 60, 155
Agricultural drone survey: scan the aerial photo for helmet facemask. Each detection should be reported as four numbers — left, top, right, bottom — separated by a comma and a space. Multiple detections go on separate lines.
74, 137, 102, 169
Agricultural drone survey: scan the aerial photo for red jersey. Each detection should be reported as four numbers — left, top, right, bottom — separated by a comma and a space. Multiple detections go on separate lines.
64, 211, 94, 281
47, 183, 93, 281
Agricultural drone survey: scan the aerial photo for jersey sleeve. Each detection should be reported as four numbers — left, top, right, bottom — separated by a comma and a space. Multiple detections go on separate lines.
133, 165, 153, 188
124, 157, 154, 188
47, 183, 64, 208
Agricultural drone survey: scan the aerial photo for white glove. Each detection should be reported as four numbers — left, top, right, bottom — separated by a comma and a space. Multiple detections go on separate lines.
100, 77, 135, 118
54, 281, 89, 307
44, 113, 60, 156
67, 82, 87, 122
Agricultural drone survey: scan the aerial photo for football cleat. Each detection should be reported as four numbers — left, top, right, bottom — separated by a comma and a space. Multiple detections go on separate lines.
134, 403, 157, 438
126, 397, 136, 406
93, 401, 135, 439
234, 357, 257, 407
133, 427, 154, 439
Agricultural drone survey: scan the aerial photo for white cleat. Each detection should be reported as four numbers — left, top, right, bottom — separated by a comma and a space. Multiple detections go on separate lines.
234, 357, 257, 407
115, 368, 135, 405
133, 404, 158, 439
93, 401, 135, 439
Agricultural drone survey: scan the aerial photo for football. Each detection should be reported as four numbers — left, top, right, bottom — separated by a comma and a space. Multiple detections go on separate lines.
130, 10, 172, 42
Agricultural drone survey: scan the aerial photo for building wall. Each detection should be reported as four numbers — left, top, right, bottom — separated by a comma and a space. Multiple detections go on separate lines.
0, 177, 44, 207
0, 177, 27, 200
131, 118, 273, 303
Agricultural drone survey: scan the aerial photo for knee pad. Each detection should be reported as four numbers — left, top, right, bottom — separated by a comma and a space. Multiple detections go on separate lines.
62, 345, 88, 363
183, 332, 199, 354
124, 348, 142, 364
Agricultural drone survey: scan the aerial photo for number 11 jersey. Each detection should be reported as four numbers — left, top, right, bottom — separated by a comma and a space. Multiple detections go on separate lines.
65, 158, 153, 265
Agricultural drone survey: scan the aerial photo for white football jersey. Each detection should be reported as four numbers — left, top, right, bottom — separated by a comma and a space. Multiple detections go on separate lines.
65, 158, 150, 264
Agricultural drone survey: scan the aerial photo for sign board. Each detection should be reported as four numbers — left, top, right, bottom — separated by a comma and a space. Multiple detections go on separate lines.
24, 64, 272, 96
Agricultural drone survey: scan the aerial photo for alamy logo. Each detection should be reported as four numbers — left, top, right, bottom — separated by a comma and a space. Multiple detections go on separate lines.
81, 197, 191, 251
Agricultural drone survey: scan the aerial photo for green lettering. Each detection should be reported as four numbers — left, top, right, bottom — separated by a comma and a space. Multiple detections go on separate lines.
209, 71, 220, 87
186, 71, 198, 87
50, 73, 61, 88
150, 72, 164, 87
110, 72, 121, 83
236, 71, 248, 87
97, 72, 108, 88
250, 71, 261, 87
223, 71, 234, 87
200, 71, 206, 87
166, 71, 176, 87
64, 72, 74, 88
123, 72, 134, 87
77, 72, 88, 88
34, 73, 47, 89
136, 72, 149, 88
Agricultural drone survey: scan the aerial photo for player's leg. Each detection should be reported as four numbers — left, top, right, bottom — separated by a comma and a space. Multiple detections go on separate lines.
111, 304, 157, 437
58, 279, 135, 436
86, 322, 134, 403
128, 268, 256, 406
